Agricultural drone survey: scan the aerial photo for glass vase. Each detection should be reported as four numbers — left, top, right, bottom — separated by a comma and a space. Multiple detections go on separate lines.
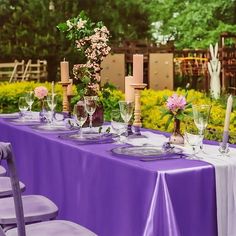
169, 118, 184, 144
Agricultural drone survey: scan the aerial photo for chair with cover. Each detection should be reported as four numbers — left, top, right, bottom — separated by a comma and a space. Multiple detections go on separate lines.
0, 142, 97, 236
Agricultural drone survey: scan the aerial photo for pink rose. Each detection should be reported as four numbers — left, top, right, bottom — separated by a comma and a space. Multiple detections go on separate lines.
34, 86, 48, 100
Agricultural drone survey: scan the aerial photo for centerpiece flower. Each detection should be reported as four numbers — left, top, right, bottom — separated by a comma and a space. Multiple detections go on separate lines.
57, 11, 111, 98
34, 86, 48, 100
161, 93, 191, 144
34, 86, 48, 119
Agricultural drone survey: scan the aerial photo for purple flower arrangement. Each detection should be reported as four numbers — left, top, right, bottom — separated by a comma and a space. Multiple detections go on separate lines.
161, 93, 191, 129
166, 94, 187, 116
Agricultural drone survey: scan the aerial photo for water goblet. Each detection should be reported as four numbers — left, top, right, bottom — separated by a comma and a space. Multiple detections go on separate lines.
73, 103, 88, 138
25, 91, 34, 118
18, 97, 29, 121
192, 104, 211, 153
184, 124, 204, 159
110, 109, 127, 143
46, 94, 57, 125
84, 96, 97, 131
118, 101, 134, 136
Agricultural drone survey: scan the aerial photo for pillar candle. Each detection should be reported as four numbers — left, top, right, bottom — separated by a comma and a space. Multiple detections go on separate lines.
67, 79, 73, 96
125, 76, 135, 102
222, 95, 233, 147
60, 59, 69, 83
133, 54, 143, 84
51, 81, 54, 95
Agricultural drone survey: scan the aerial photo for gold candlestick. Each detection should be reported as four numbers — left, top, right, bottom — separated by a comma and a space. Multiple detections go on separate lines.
59, 82, 70, 113
130, 83, 147, 136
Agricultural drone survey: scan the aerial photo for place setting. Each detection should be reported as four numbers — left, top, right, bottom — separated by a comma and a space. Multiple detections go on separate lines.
58, 96, 118, 144
6, 93, 41, 125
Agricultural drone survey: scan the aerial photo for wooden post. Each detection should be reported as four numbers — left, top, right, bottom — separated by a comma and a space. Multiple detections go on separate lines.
59, 82, 70, 113
130, 83, 147, 135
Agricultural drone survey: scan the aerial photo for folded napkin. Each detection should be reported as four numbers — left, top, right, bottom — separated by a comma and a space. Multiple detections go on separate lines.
125, 131, 168, 147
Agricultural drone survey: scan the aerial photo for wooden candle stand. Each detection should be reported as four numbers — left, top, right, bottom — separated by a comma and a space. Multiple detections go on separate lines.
130, 83, 147, 136
59, 81, 70, 113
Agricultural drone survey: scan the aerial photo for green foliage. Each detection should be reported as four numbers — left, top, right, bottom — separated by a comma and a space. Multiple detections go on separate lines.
0, 81, 63, 113
98, 84, 124, 121
141, 88, 236, 143
150, 0, 236, 49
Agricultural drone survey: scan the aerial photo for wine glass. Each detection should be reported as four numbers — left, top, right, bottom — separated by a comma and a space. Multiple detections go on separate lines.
18, 97, 29, 121
73, 103, 88, 138
192, 104, 211, 153
110, 109, 127, 143
46, 94, 57, 125
25, 91, 34, 118
184, 124, 204, 159
118, 101, 134, 136
84, 96, 97, 131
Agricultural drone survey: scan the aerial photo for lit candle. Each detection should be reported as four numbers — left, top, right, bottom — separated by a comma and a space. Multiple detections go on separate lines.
67, 79, 73, 96
60, 59, 69, 83
133, 54, 143, 84
222, 95, 233, 147
125, 76, 135, 102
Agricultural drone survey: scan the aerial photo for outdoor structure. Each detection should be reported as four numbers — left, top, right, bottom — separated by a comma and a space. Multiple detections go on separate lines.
0, 59, 47, 82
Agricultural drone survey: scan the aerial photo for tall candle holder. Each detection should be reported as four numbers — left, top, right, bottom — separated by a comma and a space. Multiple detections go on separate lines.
59, 81, 70, 113
130, 83, 147, 137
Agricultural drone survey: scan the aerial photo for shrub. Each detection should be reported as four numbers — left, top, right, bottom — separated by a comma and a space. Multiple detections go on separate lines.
0, 82, 235, 143
0, 81, 63, 113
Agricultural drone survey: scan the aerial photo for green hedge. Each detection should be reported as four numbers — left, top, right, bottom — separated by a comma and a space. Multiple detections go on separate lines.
0, 81, 63, 112
0, 82, 235, 143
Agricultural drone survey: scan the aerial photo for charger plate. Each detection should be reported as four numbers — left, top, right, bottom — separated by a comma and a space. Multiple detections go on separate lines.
59, 132, 117, 144
7, 118, 41, 125
0, 113, 19, 119
111, 146, 183, 160
31, 124, 74, 132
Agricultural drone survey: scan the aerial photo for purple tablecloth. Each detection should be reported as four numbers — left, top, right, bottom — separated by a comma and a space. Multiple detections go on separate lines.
0, 119, 217, 236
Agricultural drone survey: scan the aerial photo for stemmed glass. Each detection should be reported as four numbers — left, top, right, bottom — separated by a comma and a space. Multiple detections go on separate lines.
192, 104, 211, 153
184, 123, 204, 159
73, 103, 88, 138
25, 91, 34, 118
18, 97, 29, 121
118, 101, 134, 136
84, 96, 97, 131
46, 94, 57, 125
110, 109, 127, 143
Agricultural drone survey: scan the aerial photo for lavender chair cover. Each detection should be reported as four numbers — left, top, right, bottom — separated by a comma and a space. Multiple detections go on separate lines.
0, 177, 25, 197
0, 142, 97, 236
0, 166, 6, 176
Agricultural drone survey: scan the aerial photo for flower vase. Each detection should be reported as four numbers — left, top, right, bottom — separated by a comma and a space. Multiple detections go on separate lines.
39, 99, 47, 122
169, 118, 184, 144
84, 104, 103, 127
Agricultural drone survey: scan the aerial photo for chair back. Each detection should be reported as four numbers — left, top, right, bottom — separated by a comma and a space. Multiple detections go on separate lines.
0, 142, 26, 236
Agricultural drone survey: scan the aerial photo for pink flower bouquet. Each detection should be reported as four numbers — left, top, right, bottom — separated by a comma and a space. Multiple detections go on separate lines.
166, 94, 187, 116
34, 86, 48, 100
161, 93, 191, 129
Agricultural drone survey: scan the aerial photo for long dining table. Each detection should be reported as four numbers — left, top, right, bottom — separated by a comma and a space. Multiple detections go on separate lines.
0, 118, 218, 236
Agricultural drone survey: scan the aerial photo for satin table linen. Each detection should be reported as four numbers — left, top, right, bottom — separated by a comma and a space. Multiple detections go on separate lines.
0, 119, 217, 236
